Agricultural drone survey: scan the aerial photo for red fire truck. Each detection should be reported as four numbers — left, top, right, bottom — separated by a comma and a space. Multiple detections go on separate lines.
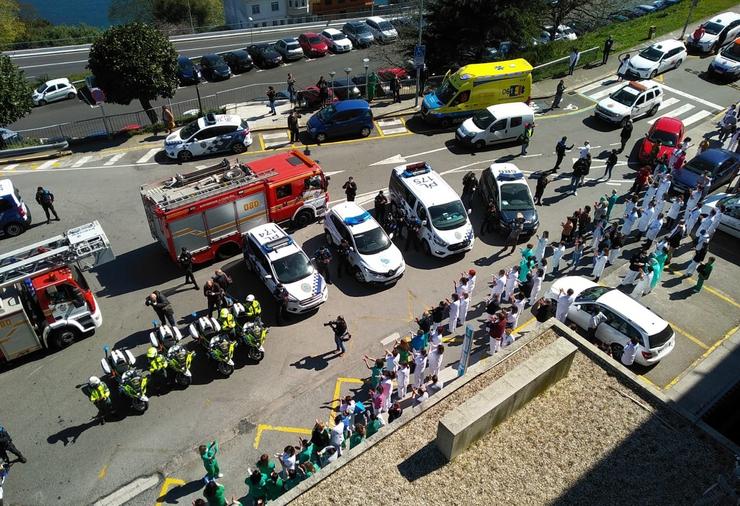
0, 221, 115, 363
140, 150, 330, 264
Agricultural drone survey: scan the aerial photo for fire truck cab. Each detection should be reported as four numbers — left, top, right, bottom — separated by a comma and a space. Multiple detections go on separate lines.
140, 150, 330, 264
0, 221, 114, 363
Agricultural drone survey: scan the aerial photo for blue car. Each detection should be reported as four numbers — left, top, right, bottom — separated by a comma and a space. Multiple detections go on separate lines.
0, 179, 32, 237
177, 55, 201, 85
673, 148, 740, 194
307, 99, 374, 143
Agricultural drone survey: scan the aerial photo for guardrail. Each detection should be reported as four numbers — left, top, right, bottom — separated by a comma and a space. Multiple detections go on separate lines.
531, 46, 600, 81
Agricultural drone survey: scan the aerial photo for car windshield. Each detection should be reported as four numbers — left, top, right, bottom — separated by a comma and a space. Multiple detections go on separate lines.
272, 251, 313, 284
286, 42, 300, 49
683, 157, 716, 175
317, 105, 336, 121
236, 52, 250, 61
609, 88, 639, 106
179, 121, 201, 139
435, 79, 459, 105
354, 23, 371, 34
36, 83, 48, 93
703, 21, 724, 35
429, 201, 467, 231
639, 46, 665, 61
500, 183, 534, 211
309, 36, 322, 44
180, 59, 195, 69
332, 33, 345, 40
378, 21, 393, 30
472, 110, 495, 129
353, 226, 391, 255
648, 129, 678, 146
203, 55, 218, 65
720, 43, 740, 61
576, 286, 611, 302
719, 195, 739, 207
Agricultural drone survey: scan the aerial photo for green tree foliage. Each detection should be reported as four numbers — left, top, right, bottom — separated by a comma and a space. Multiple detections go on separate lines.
421, 0, 542, 71
109, 0, 223, 30
88, 23, 178, 124
0, 54, 33, 127
108, 0, 155, 25
0, 0, 23, 49
15, 19, 101, 49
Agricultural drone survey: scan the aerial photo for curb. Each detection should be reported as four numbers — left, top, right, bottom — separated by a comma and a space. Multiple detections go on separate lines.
0, 149, 72, 165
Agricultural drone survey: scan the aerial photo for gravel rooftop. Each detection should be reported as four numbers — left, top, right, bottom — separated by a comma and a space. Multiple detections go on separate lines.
293, 330, 735, 505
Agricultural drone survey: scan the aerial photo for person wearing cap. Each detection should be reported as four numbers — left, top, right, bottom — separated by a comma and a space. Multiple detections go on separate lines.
147, 346, 169, 392
87, 376, 113, 424
245, 294, 261, 321
519, 122, 534, 155
273, 283, 289, 325
218, 308, 236, 339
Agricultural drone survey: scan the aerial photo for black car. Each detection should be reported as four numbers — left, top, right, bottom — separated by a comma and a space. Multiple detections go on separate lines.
247, 43, 283, 68
200, 53, 231, 81
478, 165, 539, 236
176, 55, 201, 85
222, 50, 253, 73
330, 78, 361, 100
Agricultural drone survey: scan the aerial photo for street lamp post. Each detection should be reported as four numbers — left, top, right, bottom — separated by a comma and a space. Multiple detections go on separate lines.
248, 16, 254, 44
680, 0, 699, 40
414, 0, 424, 107
187, 0, 195, 33
344, 67, 352, 96
363, 58, 370, 99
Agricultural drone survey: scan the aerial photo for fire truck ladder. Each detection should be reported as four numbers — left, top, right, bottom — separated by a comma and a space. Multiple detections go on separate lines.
0, 221, 114, 287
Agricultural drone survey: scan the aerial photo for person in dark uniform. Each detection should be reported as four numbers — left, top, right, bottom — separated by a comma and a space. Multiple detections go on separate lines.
480, 199, 496, 235
35, 186, 59, 224
602, 35, 614, 65
534, 174, 550, 206
314, 246, 333, 284
554, 136, 574, 171
405, 217, 421, 251
0, 425, 27, 463
178, 248, 198, 289
273, 283, 289, 325
374, 191, 388, 224
288, 111, 300, 143
551, 80, 565, 109
619, 118, 633, 153
146, 290, 175, 326
337, 239, 353, 278
342, 177, 357, 202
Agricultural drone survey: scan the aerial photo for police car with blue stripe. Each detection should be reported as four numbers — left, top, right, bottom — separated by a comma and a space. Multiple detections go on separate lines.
244, 223, 328, 314
324, 202, 405, 284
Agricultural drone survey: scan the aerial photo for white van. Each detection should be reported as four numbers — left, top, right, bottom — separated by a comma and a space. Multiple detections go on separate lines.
455, 102, 534, 150
365, 16, 398, 43
388, 162, 474, 258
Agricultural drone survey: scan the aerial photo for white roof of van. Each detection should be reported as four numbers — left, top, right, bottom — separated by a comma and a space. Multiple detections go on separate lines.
392, 162, 461, 207
485, 102, 535, 115
0, 179, 14, 196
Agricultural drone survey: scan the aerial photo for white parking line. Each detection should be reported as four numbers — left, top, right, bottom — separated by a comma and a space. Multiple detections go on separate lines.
136, 148, 159, 164
3, 164, 18, 172
72, 156, 91, 168
648, 103, 695, 124
681, 109, 713, 127
380, 332, 400, 346
381, 127, 408, 135
34, 159, 58, 171
104, 153, 125, 166
262, 131, 289, 140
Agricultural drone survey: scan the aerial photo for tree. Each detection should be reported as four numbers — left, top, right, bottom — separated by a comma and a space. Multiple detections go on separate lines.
0, 55, 33, 131
0, 0, 23, 50
109, 0, 223, 31
88, 23, 178, 124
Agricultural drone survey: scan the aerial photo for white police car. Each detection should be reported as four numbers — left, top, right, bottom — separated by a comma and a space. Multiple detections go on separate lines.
243, 223, 328, 314
624, 39, 687, 79
164, 113, 253, 162
478, 163, 539, 237
324, 202, 405, 284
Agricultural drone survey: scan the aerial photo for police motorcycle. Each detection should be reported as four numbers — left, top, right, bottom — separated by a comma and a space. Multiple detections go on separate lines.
101, 346, 149, 413
232, 303, 268, 362
189, 313, 236, 377
149, 324, 195, 386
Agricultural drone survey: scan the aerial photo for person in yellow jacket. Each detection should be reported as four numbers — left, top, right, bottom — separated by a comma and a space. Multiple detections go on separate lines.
147, 346, 168, 392
245, 294, 261, 321
219, 308, 236, 339
87, 376, 113, 424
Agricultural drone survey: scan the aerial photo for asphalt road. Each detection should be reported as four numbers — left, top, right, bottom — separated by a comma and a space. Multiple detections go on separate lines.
9, 21, 409, 132
0, 57, 738, 505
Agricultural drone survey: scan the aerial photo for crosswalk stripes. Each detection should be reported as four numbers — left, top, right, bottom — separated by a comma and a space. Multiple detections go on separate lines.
376, 117, 407, 135
648, 103, 695, 124
104, 153, 125, 166
136, 148, 159, 164
3, 164, 18, 172
261, 131, 291, 149
35, 159, 57, 171
655, 97, 679, 112
588, 83, 625, 101
681, 110, 713, 127
72, 156, 91, 168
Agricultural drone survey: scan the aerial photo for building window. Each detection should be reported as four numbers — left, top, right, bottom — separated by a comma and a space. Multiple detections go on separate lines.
251, 4, 260, 14
272, 1, 279, 10
301, 0, 305, 6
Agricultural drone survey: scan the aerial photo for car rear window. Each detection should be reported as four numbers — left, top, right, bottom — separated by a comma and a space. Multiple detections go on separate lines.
287, 42, 300, 49
648, 323, 673, 348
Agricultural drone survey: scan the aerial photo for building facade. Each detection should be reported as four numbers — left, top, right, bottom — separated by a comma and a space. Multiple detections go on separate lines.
223, 0, 311, 28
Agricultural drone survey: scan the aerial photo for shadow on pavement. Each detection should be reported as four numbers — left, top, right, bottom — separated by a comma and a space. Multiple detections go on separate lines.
157, 479, 204, 504
397, 441, 446, 482
95, 244, 182, 298
47, 417, 107, 446
290, 351, 339, 371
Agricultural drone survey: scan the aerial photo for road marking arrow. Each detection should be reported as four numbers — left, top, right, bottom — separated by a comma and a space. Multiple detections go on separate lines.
369, 146, 448, 166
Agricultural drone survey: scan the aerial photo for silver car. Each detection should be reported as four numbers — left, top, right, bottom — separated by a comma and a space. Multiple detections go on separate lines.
274, 37, 304, 61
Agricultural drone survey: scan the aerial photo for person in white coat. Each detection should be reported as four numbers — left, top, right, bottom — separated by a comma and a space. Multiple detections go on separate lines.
458, 292, 470, 325
551, 243, 566, 275
684, 189, 702, 218
503, 266, 519, 302
447, 294, 460, 334
641, 183, 658, 211
427, 344, 444, 378
529, 268, 545, 307
413, 349, 428, 388
533, 231, 549, 266
631, 269, 650, 299
490, 269, 506, 303
695, 229, 710, 251
684, 206, 701, 236
637, 202, 656, 237
665, 195, 683, 230
555, 288, 575, 323
645, 213, 664, 244
655, 174, 672, 204
465, 269, 477, 297
396, 361, 410, 399
706, 209, 723, 237
622, 207, 640, 236
592, 248, 609, 281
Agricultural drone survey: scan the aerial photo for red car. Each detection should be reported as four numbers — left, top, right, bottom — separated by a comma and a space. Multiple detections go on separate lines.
298, 33, 328, 57
639, 116, 685, 164
377, 67, 408, 81
296, 86, 336, 109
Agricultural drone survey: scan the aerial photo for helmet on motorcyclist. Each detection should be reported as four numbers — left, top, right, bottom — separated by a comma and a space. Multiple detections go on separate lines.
146, 346, 158, 358
220, 308, 230, 319
89, 376, 101, 386
247, 294, 255, 302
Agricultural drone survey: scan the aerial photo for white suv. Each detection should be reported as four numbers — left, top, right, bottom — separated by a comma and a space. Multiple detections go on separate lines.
625, 39, 687, 79
320, 28, 353, 53
164, 113, 253, 162
595, 80, 663, 126
324, 202, 405, 284
687, 12, 740, 53
244, 223, 328, 314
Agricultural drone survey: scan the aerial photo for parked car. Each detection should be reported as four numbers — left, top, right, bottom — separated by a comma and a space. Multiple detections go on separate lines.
700, 193, 740, 238
0, 128, 22, 147
176, 55, 201, 85
543, 24, 578, 41
377, 67, 409, 83
307, 100, 374, 143
296, 86, 337, 109
633, 4, 658, 16
610, 9, 639, 22
639, 116, 684, 164
32, 78, 77, 106
0, 179, 32, 237
686, 12, 740, 53
342, 20, 374, 47
365, 16, 398, 43
321, 28, 353, 53
594, 80, 663, 126
199, 53, 231, 81
707, 37, 740, 80
222, 50, 253, 73
274, 37, 304, 61
624, 39, 687, 79
324, 202, 405, 284
546, 277, 676, 365
247, 43, 283, 68
163, 113, 252, 162
329, 78, 361, 100
298, 32, 329, 57
672, 149, 740, 194
477, 163, 538, 237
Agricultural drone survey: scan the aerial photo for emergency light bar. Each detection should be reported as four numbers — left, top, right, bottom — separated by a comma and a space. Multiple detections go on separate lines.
262, 236, 293, 253
344, 211, 372, 226
402, 162, 432, 177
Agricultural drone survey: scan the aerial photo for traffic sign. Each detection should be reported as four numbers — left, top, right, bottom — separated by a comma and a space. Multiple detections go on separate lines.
457, 324, 474, 377
414, 44, 426, 67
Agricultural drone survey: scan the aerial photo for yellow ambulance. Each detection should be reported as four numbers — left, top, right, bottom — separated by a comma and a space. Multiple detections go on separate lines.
420, 59, 533, 126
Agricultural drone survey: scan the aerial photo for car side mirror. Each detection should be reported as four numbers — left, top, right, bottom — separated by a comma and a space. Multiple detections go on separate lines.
467, 209, 472, 215
421, 220, 428, 226
265, 274, 273, 280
